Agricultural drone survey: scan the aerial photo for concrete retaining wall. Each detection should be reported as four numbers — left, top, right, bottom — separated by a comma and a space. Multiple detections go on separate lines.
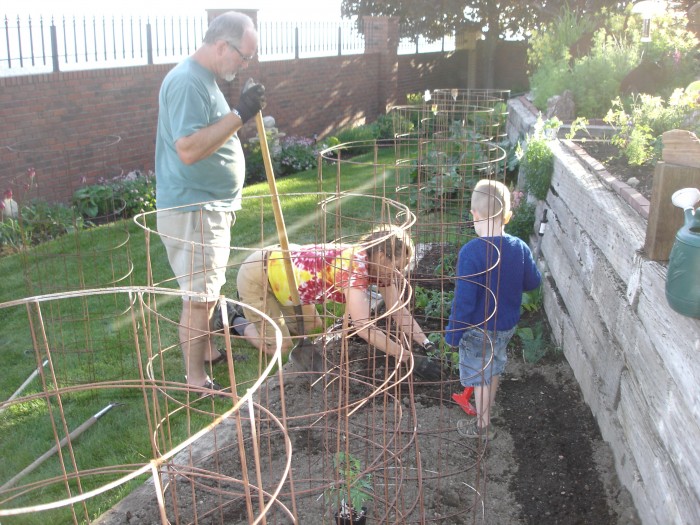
508, 97, 700, 525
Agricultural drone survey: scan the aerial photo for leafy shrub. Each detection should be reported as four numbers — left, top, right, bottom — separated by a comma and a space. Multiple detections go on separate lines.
528, 5, 698, 118
518, 117, 558, 201
527, 6, 598, 72
605, 89, 699, 165
505, 197, 536, 243
243, 129, 280, 183
566, 43, 639, 117
72, 170, 155, 220
414, 286, 454, 318
111, 170, 156, 217
370, 113, 414, 140
1, 199, 83, 251
72, 184, 118, 219
277, 136, 319, 176
330, 125, 378, 156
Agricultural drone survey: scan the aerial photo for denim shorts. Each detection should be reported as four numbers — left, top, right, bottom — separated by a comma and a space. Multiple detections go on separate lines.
458, 326, 516, 387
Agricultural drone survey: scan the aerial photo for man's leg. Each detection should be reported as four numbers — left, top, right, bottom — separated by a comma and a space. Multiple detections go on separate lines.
180, 299, 216, 387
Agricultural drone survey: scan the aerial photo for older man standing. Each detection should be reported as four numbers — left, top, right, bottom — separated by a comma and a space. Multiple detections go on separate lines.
155, 11, 266, 394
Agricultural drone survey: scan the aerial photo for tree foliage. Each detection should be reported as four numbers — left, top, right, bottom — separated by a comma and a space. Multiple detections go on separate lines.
341, 0, 630, 85
341, 0, 628, 42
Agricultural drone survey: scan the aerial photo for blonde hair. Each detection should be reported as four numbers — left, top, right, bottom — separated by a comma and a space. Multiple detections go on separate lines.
471, 179, 511, 222
360, 224, 415, 268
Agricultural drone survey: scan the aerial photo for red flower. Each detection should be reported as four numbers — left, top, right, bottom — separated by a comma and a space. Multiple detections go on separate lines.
3, 189, 12, 199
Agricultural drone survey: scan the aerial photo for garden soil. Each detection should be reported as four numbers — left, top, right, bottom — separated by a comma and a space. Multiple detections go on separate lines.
95, 248, 641, 525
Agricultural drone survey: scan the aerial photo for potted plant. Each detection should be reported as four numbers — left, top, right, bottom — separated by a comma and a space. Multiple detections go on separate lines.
325, 451, 372, 525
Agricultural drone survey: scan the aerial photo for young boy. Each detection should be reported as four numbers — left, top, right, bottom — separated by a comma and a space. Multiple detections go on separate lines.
446, 179, 541, 440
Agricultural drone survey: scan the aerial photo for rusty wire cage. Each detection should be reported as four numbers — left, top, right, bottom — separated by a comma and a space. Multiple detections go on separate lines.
0, 287, 293, 524
313, 88, 515, 523
133, 192, 447, 523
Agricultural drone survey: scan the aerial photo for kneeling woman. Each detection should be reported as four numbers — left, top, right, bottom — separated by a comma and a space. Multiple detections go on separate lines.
232, 225, 441, 380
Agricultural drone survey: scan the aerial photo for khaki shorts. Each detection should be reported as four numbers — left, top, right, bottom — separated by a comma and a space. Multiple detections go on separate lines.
157, 208, 233, 302
237, 248, 311, 350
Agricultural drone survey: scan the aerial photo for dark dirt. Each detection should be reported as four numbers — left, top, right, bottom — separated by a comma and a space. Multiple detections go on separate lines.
95, 246, 640, 525
576, 141, 655, 202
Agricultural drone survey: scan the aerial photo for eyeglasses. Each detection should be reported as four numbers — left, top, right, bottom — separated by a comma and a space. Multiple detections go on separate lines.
227, 42, 255, 62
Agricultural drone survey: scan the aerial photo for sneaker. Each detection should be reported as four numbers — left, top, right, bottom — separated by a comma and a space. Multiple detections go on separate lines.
212, 299, 245, 333
457, 418, 497, 440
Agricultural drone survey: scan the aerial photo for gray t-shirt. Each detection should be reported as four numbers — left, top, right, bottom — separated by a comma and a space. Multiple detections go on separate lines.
155, 57, 244, 211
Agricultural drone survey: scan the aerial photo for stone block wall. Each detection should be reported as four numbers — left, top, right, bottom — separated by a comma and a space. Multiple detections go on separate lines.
508, 97, 700, 525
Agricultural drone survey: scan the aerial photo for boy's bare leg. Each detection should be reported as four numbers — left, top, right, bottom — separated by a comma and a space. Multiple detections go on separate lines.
474, 375, 500, 428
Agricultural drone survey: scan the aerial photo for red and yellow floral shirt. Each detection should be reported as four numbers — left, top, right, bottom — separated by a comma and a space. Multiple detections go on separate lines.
266, 245, 369, 306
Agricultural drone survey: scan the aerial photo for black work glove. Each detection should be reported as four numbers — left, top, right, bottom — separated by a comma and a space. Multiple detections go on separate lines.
413, 354, 442, 382
234, 79, 266, 124
423, 340, 437, 354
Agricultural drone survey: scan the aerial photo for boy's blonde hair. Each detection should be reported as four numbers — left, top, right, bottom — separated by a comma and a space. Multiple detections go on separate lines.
471, 179, 511, 222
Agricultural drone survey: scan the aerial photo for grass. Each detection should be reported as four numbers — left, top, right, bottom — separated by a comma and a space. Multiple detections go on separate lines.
0, 145, 444, 524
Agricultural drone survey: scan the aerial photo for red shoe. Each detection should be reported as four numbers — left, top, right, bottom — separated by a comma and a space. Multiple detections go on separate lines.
452, 387, 476, 416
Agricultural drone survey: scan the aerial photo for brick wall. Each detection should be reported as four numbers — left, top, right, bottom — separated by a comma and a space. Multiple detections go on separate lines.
0, 41, 528, 204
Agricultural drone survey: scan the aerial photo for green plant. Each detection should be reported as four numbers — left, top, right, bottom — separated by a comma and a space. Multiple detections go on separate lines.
370, 113, 414, 140
518, 321, 549, 363
72, 184, 119, 219
520, 287, 543, 313
414, 286, 454, 318
513, 287, 557, 363
605, 89, 699, 165
277, 136, 320, 176
426, 332, 459, 372
408, 129, 489, 210
433, 251, 457, 277
528, 5, 698, 118
331, 125, 378, 155
325, 452, 372, 518
111, 170, 156, 217
518, 116, 557, 201
72, 170, 156, 222
565, 117, 590, 141
505, 198, 536, 243
0, 217, 23, 251
243, 135, 271, 183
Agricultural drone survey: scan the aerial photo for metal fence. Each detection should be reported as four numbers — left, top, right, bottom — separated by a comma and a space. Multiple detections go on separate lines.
1, 14, 455, 76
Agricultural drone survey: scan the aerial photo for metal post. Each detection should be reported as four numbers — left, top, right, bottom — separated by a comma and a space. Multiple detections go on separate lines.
294, 26, 299, 59
50, 22, 59, 72
146, 21, 153, 64
338, 25, 342, 56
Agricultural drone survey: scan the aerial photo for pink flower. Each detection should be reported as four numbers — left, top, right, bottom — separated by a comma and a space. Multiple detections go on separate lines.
512, 190, 524, 209
673, 49, 681, 65
27, 167, 36, 179
3, 189, 12, 199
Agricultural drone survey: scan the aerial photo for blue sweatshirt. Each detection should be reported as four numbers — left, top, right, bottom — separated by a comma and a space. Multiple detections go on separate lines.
445, 234, 541, 346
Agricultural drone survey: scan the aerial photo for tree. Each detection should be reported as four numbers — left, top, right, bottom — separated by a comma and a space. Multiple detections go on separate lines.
341, 0, 628, 86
